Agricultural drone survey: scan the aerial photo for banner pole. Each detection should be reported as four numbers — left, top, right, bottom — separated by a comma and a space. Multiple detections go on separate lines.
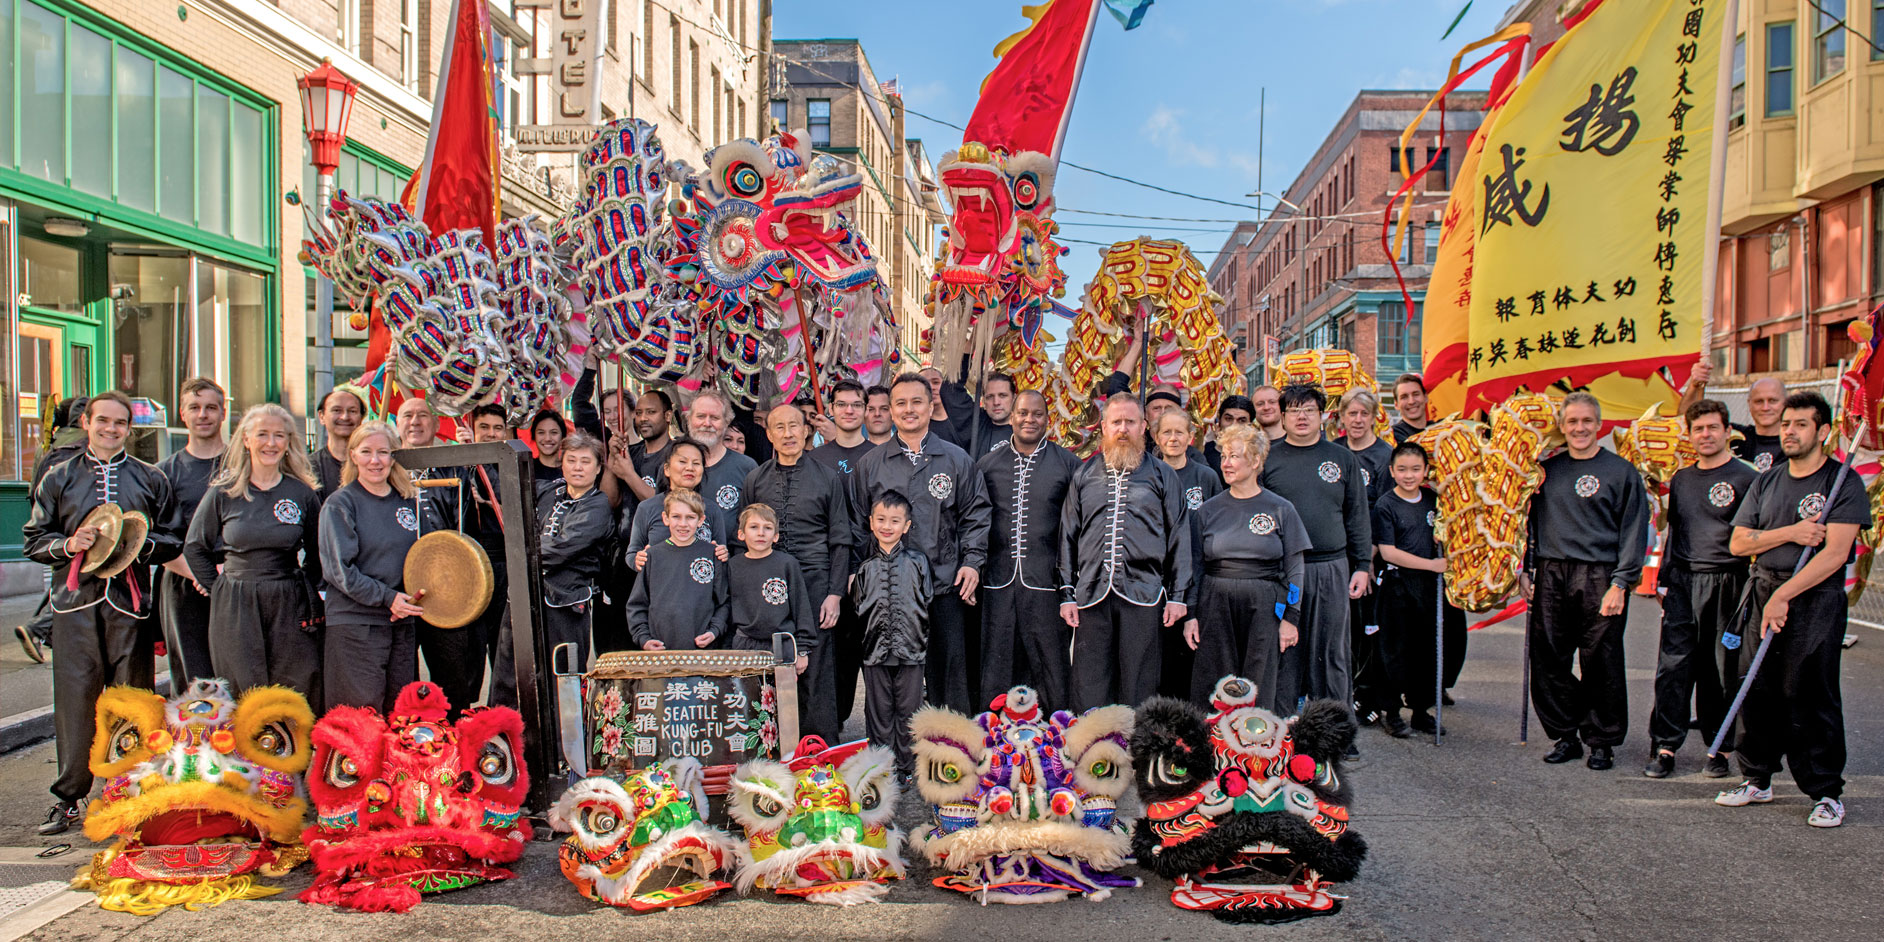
1697, 0, 1741, 360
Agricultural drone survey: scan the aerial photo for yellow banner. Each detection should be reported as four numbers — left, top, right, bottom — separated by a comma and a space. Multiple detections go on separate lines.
1422, 103, 1492, 419
1460, 0, 1718, 413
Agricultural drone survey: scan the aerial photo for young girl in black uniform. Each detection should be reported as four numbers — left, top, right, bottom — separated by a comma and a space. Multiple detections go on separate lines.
318, 421, 425, 712
184, 403, 324, 700
1373, 442, 1462, 735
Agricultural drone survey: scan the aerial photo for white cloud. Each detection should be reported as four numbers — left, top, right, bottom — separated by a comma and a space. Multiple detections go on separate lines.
1141, 104, 1220, 168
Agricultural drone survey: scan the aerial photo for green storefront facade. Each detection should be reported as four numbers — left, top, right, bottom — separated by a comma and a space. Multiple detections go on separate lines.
0, 0, 280, 561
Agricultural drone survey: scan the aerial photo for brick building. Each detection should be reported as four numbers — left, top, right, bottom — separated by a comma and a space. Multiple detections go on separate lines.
1207, 89, 1488, 386
768, 39, 945, 363
0, 0, 768, 577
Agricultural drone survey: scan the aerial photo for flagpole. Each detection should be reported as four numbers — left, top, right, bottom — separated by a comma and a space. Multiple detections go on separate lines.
1696, 0, 1740, 364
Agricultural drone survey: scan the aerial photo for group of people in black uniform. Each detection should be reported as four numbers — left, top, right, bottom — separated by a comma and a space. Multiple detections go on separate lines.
23, 354, 1861, 833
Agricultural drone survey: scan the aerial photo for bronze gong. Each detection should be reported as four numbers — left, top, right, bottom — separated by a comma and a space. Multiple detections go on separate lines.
402, 530, 494, 629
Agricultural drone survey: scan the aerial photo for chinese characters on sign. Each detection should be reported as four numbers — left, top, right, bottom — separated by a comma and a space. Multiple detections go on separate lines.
589, 673, 779, 772
514, 0, 604, 152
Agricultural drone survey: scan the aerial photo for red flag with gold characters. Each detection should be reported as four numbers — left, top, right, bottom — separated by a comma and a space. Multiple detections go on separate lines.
965, 0, 1105, 159
359, 0, 501, 420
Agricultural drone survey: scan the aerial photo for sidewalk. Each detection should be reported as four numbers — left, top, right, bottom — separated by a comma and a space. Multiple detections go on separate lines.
0, 589, 172, 753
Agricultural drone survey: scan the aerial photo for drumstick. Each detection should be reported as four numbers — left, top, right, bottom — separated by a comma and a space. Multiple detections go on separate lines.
413, 477, 462, 488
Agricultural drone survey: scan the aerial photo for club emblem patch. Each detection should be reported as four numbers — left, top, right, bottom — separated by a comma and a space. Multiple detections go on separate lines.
1317, 461, 1341, 483
1361, 468, 1372, 489
1574, 474, 1600, 498
1753, 453, 1773, 472
395, 507, 418, 531
716, 484, 740, 509
928, 473, 953, 501
698, 522, 714, 543
761, 577, 788, 605
1426, 510, 1437, 528
1707, 482, 1736, 508
641, 473, 658, 487
1249, 513, 1278, 536
1185, 486, 1203, 509
273, 499, 302, 525
688, 558, 715, 584
1797, 492, 1826, 521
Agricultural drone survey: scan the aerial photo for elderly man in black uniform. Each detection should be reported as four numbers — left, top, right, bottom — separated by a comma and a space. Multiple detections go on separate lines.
975, 389, 1081, 713
25, 391, 181, 835
854, 372, 991, 713
1521, 390, 1648, 772
745, 403, 855, 741
1058, 394, 1192, 712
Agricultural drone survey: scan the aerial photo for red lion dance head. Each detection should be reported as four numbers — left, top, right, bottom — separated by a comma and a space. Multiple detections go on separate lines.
300, 682, 532, 912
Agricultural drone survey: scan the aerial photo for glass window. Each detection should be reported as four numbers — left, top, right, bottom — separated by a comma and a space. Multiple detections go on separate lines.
808, 98, 831, 147
200, 263, 268, 413
71, 26, 113, 197
20, 237, 82, 313
1876, 1, 1884, 59
1376, 301, 1423, 378
1424, 223, 1440, 264
21, 2, 66, 184
1812, 1, 1845, 84
1425, 147, 1449, 189
0, 224, 14, 480
159, 67, 195, 223
231, 104, 263, 244
108, 252, 190, 460
0, 0, 13, 167
116, 48, 157, 213
197, 87, 229, 236
1767, 23, 1795, 116
1729, 34, 1746, 129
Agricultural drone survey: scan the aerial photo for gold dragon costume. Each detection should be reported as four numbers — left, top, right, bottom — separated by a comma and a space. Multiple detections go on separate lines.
75, 679, 315, 914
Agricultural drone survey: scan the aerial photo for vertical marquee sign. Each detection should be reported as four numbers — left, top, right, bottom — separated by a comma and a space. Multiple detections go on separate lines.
514, 0, 605, 152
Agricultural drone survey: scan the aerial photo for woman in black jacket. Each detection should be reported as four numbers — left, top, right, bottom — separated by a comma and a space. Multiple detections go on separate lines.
318, 421, 425, 712
184, 403, 324, 700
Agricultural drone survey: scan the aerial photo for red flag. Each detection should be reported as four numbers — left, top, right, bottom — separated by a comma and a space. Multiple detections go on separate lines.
360, 0, 500, 424
965, 0, 1103, 159
1840, 301, 1884, 448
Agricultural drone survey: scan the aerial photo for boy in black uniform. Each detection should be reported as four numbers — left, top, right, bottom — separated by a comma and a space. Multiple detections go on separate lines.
1716, 391, 1868, 828
1259, 384, 1372, 730
851, 491, 934, 777
627, 489, 729, 650
1522, 391, 1648, 772
724, 504, 816, 673
1645, 400, 1758, 779
1373, 442, 1462, 736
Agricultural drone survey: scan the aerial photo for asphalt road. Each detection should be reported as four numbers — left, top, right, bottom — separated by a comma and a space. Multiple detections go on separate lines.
2, 598, 1879, 942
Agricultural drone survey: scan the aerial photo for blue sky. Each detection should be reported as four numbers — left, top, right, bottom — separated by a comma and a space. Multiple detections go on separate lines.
774, 0, 1513, 349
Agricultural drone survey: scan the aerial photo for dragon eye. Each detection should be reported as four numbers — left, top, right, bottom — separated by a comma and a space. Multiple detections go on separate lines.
1150, 756, 1192, 787
858, 783, 882, 812
326, 752, 360, 788
254, 722, 295, 758
1088, 759, 1114, 779
1013, 172, 1040, 209
477, 736, 516, 787
585, 808, 620, 834
726, 163, 765, 198
753, 795, 784, 818
106, 722, 142, 762
937, 763, 961, 784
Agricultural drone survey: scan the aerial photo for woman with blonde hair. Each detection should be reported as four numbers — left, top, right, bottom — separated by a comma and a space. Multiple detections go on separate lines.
1184, 424, 1312, 711
184, 403, 324, 699
318, 421, 425, 711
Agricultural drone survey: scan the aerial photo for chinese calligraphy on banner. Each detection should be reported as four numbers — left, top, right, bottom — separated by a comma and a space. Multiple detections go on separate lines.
1454, 0, 1718, 416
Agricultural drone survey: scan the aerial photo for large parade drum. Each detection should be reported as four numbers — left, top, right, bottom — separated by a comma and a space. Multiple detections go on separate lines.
403, 530, 494, 628
564, 645, 799, 797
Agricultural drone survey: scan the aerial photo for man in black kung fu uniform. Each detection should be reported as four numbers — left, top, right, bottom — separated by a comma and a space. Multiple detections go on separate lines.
1058, 394, 1192, 712
974, 390, 1081, 713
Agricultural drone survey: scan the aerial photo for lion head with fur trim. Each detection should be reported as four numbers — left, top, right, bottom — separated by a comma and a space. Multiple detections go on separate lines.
726, 737, 905, 905
910, 686, 1138, 904
77, 679, 314, 914
550, 758, 743, 911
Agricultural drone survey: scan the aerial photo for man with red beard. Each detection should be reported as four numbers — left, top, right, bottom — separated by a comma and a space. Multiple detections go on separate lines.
1058, 395, 1192, 711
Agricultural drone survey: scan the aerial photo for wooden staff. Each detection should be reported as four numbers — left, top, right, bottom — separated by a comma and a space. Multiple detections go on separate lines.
791, 287, 825, 410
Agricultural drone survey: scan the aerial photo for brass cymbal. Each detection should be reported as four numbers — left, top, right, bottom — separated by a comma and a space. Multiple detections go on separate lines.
78, 503, 125, 573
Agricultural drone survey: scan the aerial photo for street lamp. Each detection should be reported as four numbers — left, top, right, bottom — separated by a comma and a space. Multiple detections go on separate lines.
298, 58, 359, 405
1249, 190, 1307, 350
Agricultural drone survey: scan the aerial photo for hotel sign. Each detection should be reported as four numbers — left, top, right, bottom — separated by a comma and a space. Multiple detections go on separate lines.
514, 0, 603, 152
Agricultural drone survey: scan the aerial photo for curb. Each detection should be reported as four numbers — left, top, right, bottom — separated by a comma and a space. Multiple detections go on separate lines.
0, 674, 170, 754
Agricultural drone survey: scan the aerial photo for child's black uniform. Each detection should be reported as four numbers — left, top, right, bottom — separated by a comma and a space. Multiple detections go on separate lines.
725, 551, 817, 657
627, 539, 729, 649
1373, 486, 1466, 715
850, 539, 935, 773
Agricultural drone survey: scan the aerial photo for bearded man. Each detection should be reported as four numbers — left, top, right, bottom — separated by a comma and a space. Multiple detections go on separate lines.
1058, 395, 1192, 711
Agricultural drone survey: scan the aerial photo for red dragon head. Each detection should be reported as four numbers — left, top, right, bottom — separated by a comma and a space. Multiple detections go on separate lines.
757, 152, 878, 291
300, 682, 532, 913
937, 142, 1058, 290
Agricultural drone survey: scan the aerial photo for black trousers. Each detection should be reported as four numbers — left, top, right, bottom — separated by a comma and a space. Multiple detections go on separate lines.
1529, 558, 1629, 748
832, 595, 866, 728
491, 601, 589, 711
1071, 594, 1163, 713
1650, 565, 1746, 753
323, 622, 418, 714
1737, 573, 1847, 800
1443, 597, 1468, 690
980, 584, 1071, 714
864, 663, 922, 773
800, 624, 842, 744
1349, 589, 1387, 713
1376, 569, 1465, 713
208, 574, 319, 701
1191, 574, 1287, 712
51, 603, 155, 801
925, 592, 973, 712
591, 557, 634, 656
1275, 559, 1352, 711
419, 621, 489, 719
158, 570, 214, 686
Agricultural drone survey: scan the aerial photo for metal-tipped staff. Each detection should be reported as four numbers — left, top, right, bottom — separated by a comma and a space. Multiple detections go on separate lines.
1434, 574, 1445, 746
1518, 608, 1531, 746
1706, 421, 1863, 760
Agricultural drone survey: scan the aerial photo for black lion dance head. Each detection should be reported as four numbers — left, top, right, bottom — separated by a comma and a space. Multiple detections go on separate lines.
1130, 676, 1366, 923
